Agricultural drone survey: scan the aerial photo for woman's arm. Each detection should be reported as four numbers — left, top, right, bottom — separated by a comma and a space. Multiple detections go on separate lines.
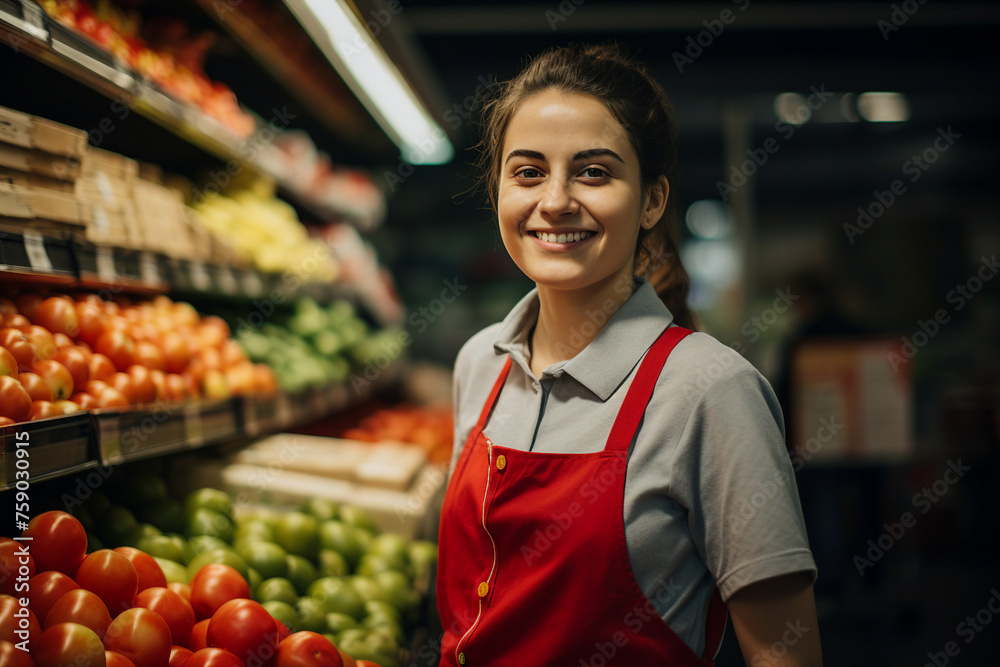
727, 572, 822, 667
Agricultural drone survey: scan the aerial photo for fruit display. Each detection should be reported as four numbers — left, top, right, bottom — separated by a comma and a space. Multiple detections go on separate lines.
0, 291, 276, 424
228, 297, 404, 394
37, 0, 256, 137
337, 405, 453, 465
188, 179, 339, 278
0, 475, 437, 666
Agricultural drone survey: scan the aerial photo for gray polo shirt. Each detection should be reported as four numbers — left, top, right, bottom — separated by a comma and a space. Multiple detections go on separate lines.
449, 278, 817, 656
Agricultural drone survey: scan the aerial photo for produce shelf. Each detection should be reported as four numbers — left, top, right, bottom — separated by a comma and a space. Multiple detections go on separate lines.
0, 371, 392, 492
0, 0, 376, 225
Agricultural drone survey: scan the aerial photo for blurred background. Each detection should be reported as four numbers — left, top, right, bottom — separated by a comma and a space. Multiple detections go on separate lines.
1, 0, 998, 665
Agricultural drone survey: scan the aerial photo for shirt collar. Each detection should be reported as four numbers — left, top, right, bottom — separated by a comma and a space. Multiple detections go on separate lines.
493, 278, 675, 400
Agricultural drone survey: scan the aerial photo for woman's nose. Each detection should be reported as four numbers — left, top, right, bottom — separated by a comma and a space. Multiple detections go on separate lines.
538, 178, 578, 217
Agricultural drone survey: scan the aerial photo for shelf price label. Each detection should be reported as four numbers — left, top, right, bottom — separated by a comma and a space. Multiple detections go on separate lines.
140, 252, 162, 285
241, 270, 265, 297
22, 230, 53, 272
217, 267, 238, 295
189, 260, 211, 292
96, 246, 116, 281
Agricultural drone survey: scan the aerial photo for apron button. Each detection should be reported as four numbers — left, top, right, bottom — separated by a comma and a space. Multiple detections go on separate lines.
478, 581, 489, 597
496, 454, 506, 471
486, 439, 492, 445
458, 652, 467, 665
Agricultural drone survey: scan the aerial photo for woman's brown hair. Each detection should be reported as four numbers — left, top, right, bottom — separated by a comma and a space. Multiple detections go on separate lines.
476, 43, 695, 330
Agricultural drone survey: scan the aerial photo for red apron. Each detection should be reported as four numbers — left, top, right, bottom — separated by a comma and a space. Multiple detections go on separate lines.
437, 326, 727, 666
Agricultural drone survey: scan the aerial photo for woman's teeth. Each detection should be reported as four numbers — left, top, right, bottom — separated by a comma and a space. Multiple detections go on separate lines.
534, 231, 593, 243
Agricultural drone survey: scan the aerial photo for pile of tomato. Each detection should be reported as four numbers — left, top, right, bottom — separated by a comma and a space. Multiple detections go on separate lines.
1, 511, 383, 667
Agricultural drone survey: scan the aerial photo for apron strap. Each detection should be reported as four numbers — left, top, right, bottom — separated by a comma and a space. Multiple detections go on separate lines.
604, 326, 692, 453
475, 356, 513, 431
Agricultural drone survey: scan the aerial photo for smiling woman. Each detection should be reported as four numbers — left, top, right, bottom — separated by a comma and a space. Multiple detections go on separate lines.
437, 44, 822, 667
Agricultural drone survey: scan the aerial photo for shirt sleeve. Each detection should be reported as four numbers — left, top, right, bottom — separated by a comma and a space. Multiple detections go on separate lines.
670, 365, 817, 602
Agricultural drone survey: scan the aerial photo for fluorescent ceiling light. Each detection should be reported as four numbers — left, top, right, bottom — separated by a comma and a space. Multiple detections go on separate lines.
284, 0, 454, 165
858, 92, 910, 123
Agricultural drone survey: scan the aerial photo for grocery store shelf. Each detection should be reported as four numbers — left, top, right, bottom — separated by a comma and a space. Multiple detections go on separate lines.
0, 0, 375, 225
0, 228, 362, 303
0, 374, 392, 492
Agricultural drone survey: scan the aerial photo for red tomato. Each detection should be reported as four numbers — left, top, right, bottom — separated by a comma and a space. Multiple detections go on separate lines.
0, 328, 34, 369
29, 402, 61, 421
33, 297, 80, 338
0, 417, 15, 427
52, 347, 90, 394
207, 599, 278, 666
53, 333, 74, 348
95, 387, 130, 409
5, 314, 31, 332
0, 345, 19, 376
102, 608, 170, 667
70, 392, 100, 410
189, 618, 210, 651
0, 594, 40, 645
167, 582, 191, 603
133, 341, 167, 372
165, 374, 186, 402
23, 511, 88, 577
108, 373, 137, 404
35, 622, 106, 667
127, 365, 156, 404
134, 587, 195, 647
0, 297, 15, 317
161, 332, 191, 374
28, 572, 80, 622
0, 376, 32, 422
94, 330, 135, 371
112, 547, 166, 593
189, 564, 249, 620
0, 639, 36, 667
105, 650, 137, 667
169, 645, 194, 667
274, 631, 344, 667
26, 326, 57, 362
184, 647, 245, 667
76, 302, 105, 346
150, 370, 168, 401
18, 373, 53, 402
75, 550, 138, 617
0, 539, 34, 596
43, 589, 112, 638
88, 353, 117, 382
354, 662, 382, 667
32, 360, 74, 401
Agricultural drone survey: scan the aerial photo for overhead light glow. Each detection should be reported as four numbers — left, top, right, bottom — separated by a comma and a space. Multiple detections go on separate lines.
284, 0, 454, 164
685, 200, 734, 240
858, 92, 910, 123
774, 93, 811, 126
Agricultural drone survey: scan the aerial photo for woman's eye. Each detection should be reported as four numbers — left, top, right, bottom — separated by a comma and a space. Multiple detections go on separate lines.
581, 167, 608, 178
516, 168, 542, 179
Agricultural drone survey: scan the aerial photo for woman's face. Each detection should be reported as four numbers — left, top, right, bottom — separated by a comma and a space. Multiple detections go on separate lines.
497, 89, 664, 295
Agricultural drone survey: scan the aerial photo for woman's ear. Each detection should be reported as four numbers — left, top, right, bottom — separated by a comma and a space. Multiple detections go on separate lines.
641, 176, 670, 230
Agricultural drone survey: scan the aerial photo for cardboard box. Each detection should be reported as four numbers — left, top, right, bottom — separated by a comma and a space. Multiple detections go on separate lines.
0, 143, 81, 182
131, 178, 192, 256
85, 203, 134, 246
0, 168, 75, 193
0, 183, 86, 225
80, 146, 138, 184
0, 105, 88, 158
75, 172, 134, 210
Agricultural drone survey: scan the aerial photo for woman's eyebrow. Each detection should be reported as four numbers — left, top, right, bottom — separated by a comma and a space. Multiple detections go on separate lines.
573, 148, 624, 163
505, 149, 545, 164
